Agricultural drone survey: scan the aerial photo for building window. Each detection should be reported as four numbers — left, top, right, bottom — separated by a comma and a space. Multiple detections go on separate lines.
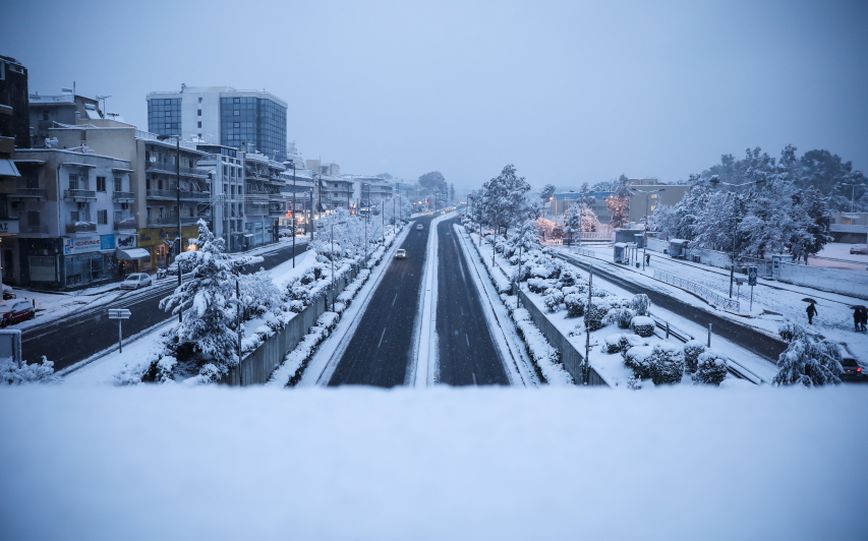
68, 174, 79, 189
27, 211, 39, 227
197, 121, 202, 129
197, 109, 202, 117
114, 176, 122, 192
98, 210, 108, 225
198, 97, 203, 103
96, 176, 106, 192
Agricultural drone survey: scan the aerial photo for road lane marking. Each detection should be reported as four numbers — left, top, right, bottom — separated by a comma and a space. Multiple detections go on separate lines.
377, 327, 387, 349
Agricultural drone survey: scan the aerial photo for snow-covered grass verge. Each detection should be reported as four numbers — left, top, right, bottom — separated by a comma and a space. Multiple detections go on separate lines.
1, 385, 864, 541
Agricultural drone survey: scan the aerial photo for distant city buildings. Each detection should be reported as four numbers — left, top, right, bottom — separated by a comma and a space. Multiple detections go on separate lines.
0, 57, 434, 289
147, 85, 288, 162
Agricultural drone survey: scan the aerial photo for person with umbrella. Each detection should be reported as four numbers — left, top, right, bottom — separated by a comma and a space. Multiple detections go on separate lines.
853, 305, 868, 332
803, 298, 818, 325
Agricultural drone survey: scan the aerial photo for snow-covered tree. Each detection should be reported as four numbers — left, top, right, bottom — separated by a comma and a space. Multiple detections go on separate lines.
479, 164, 535, 239
773, 323, 842, 387
563, 201, 581, 244
606, 175, 633, 228
580, 202, 599, 232
152, 220, 245, 383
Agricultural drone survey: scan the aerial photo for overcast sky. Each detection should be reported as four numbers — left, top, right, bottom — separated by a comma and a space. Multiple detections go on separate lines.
3, 0, 867, 189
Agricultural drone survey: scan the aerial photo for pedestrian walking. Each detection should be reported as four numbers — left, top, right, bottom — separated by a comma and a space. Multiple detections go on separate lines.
645, 253, 651, 267
854, 308, 861, 332
806, 302, 817, 325
858, 307, 868, 332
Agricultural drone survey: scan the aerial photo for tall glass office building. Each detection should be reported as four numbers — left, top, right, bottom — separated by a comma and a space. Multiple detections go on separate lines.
146, 86, 287, 161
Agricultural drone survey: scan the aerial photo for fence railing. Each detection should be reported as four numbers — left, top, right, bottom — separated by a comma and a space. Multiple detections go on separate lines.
653, 269, 741, 312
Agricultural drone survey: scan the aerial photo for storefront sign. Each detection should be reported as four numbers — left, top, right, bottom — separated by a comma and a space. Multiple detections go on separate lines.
63, 236, 101, 255
116, 233, 137, 249
100, 234, 116, 251
0, 220, 19, 234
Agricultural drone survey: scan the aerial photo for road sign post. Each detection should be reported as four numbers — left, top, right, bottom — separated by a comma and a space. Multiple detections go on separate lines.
108, 308, 132, 353
747, 266, 758, 312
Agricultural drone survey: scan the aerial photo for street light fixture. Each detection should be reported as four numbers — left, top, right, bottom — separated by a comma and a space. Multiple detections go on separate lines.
156, 134, 183, 323
633, 188, 665, 271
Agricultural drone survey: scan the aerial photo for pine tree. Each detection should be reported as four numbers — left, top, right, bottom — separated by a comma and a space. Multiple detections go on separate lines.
154, 220, 245, 383
773, 323, 842, 387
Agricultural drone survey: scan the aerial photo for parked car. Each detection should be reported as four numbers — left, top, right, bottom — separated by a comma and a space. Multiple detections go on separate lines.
849, 244, 868, 255
120, 273, 152, 290
0, 299, 35, 327
1, 284, 15, 300
416, 223, 424, 231
395, 249, 407, 259
840, 358, 864, 382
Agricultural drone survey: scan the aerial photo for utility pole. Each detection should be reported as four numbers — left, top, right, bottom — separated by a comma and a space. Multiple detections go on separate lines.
330, 222, 335, 312
291, 160, 297, 268
584, 267, 593, 385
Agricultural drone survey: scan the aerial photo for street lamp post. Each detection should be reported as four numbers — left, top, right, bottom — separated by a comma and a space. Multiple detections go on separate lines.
841, 182, 858, 213
291, 160, 297, 268
157, 134, 183, 323
330, 222, 336, 312
634, 188, 665, 271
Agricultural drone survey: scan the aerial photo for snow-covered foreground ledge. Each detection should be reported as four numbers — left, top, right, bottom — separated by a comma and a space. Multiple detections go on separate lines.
1, 387, 865, 541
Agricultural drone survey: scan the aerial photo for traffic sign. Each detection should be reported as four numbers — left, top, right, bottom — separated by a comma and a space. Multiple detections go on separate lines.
108, 308, 131, 320
747, 266, 758, 286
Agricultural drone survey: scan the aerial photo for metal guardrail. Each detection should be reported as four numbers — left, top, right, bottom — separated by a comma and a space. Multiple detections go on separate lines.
653, 268, 741, 312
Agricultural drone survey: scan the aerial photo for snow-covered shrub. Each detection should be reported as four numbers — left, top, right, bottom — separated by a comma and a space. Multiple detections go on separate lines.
527, 277, 555, 294
543, 287, 564, 312
590, 288, 609, 298
631, 293, 650, 316
623, 345, 655, 379
694, 351, 728, 385
1, 356, 58, 385
606, 307, 635, 329
585, 298, 613, 331
631, 315, 655, 337
682, 341, 706, 373
150, 220, 245, 384
602, 334, 625, 354
648, 344, 684, 385
238, 270, 281, 320
529, 259, 558, 279
564, 293, 585, 317
559, 269, 578, 287
773, 323, 842, 387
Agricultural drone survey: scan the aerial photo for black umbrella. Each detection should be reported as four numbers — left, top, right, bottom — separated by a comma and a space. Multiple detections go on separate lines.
802, 298, 818, 304
851, 305, 867, 310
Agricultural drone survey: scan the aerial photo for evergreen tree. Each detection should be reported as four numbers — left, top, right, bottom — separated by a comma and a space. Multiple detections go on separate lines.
606, 175, 633, 228
154, 220, 246, 383
773, 323, 842, 387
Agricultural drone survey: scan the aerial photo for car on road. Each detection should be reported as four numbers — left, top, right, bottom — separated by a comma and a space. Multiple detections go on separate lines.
1, 284, 15, 300
0, 299, 35, 327
416, 223, 424, 231
395, 249, 407, 259
849, 244, 868, 255
120, 273, 152, 290
840, 358, 864, 382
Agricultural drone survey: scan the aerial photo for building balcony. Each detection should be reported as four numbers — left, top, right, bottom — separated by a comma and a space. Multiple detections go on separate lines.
146, 216, 203, 228
64, 189, 97, 201
146, 189, 211, 201
66, 222, 97, 234
146, 162, 209, 178
112, 191, 136, 202
9, 188, 47, 199
114, 218, 137, 230
20, 224, 49, 234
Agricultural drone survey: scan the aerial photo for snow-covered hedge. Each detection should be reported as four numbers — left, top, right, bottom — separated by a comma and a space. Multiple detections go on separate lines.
511, 307, 572, 385
542, 287, 564, 313
631, 294, 651, 316
602, 333, 646, 355
624, 343, 684, 385
1, 356, 58, 385
606, 307, 635, 329
631, 316, 655, 337
564, 293, 585, 317
694, 352, 728, 385
683, 341, 706, 374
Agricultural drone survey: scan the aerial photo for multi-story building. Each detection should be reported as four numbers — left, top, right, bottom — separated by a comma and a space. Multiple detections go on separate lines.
550, 179, 690, 226
350, 175, 394, 214
48, 121, 210, 270
9, 148, 136, 288
0, 55, 30, 283
28, 91, 104, 146
281, 157, 315, 234
242, 152, 285, 248
146, 85, 288, 161
197, 144, 245, 251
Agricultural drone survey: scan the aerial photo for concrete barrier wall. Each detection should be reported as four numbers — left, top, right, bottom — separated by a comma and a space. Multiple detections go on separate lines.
776, 263, 868, 299
517, 288, 607, 386
224, 266, 359, 386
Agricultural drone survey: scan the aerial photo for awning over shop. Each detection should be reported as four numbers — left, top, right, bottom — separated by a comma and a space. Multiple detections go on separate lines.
0, 159, 21, 178
116, 248, 151, 260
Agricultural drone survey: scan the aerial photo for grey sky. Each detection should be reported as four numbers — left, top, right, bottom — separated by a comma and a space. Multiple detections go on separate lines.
3, 0, 867, 189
